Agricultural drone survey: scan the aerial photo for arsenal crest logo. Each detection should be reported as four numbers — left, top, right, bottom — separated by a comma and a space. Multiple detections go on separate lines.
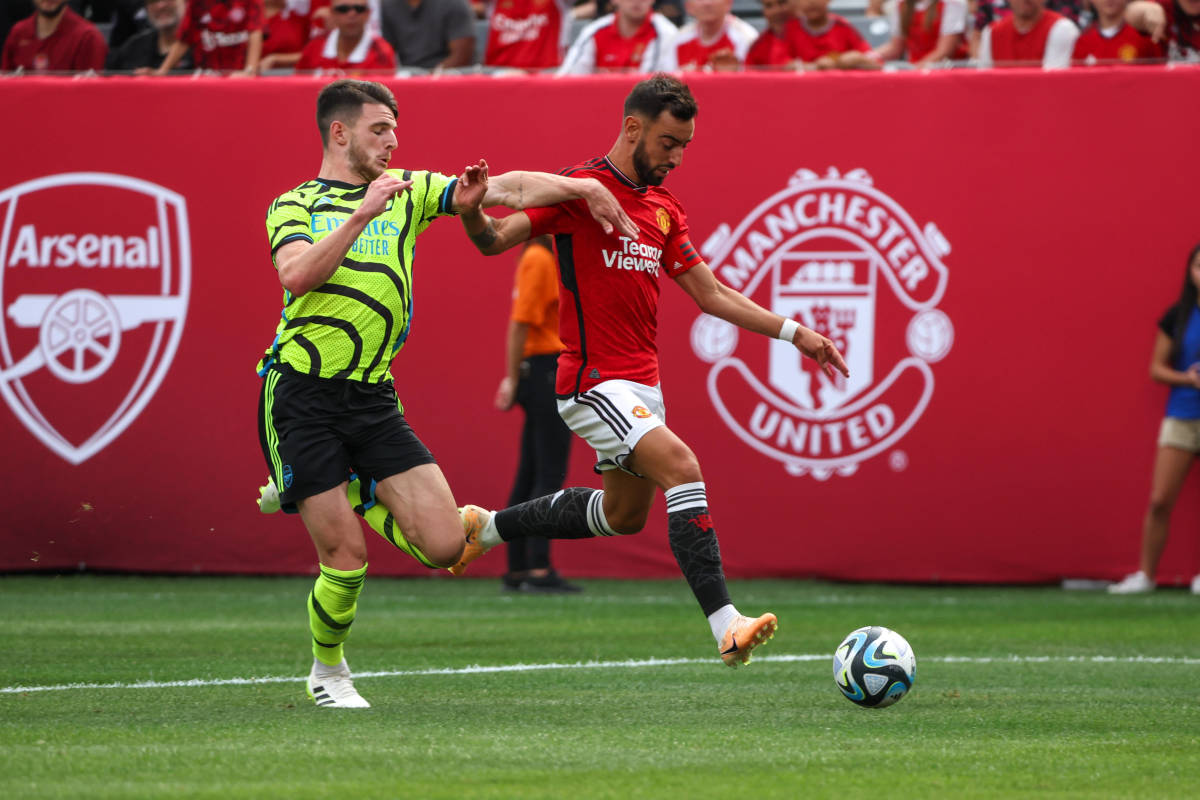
0, 173, 191, 464
690, 167, 953, 480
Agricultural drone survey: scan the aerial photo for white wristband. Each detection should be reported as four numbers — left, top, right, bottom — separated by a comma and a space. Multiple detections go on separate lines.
777, 318, 799, 343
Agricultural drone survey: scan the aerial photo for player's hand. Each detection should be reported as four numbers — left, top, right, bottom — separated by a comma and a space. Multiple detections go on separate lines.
356, 173, 413, 220
580, 178, 638, 239
794, 327, 849, 380
456, 159, 490, 212
1187, 364, 1200, 389
494, 376, 516, 411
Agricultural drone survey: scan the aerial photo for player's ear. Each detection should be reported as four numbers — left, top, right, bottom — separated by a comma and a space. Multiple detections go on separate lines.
623, 115, 642, 143
329, 120, 348, 147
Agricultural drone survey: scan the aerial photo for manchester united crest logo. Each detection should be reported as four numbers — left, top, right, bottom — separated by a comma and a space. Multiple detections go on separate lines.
656, 207, 671, 235
690, 167, 953, 480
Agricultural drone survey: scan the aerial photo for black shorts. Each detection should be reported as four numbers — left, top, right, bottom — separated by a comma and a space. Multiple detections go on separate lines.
258, 366, 436, 511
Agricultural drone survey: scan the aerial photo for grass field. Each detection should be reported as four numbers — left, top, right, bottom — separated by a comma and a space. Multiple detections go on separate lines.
1, 575, 1198, 799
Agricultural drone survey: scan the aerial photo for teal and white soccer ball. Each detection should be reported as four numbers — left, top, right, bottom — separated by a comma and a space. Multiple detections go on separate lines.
832, 626, 916, 708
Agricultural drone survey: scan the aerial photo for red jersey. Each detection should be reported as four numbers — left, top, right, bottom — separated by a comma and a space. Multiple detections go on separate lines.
899, 2, 969, 61
784, 15, 871, 62
745, 28, 794, 67
525, 156, 703, 395
559, 13, 675, 72
177, 0, 265, 71
296, 31, 396, 71
1, 8, 107, 72
1154, 0, 1200, 59
662, 15, 759, 69
987, 9, 1066, 63
1072, 22, 1162, 63
484, 0, 571, 68
262, 7, 309, 56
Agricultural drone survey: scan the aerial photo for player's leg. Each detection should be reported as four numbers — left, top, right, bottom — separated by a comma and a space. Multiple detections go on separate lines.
258, 369, 370, 708
257, 470, 440, 570
371, 464, 465, 568
625, 426, 777, 667
449, 380, 662, 575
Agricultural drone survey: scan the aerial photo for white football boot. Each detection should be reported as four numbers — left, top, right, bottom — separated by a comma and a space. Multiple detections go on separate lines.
307, 659, 370, 709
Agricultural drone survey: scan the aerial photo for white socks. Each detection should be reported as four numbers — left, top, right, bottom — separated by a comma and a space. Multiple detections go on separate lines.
706, 603, 739, 643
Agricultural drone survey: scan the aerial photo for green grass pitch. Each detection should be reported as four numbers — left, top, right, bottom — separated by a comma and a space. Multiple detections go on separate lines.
1, 575, 1197, 799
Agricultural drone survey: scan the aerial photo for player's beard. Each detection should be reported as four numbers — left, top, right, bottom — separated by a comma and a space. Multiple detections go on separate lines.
347, 137, 385, 183
632, 138, 667, 187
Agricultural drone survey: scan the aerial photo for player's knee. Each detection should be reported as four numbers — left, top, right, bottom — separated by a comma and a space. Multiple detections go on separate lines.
322, 541, 368, 570
659, 444, 702, 487
606, 506, 650, 535
418, 535, 465, 569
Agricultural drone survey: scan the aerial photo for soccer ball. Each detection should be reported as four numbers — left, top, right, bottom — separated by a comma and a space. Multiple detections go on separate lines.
832, 626, 916, 708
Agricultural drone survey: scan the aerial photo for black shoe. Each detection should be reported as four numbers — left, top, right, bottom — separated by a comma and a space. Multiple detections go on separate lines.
519, 569, 583, 594
501, 573, 524, 592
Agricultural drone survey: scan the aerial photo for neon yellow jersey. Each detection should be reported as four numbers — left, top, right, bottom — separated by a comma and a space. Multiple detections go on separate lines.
257, 169, 457, 383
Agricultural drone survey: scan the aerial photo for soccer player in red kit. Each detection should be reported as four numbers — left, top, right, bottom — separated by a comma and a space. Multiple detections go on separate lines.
451, 74, 849, 668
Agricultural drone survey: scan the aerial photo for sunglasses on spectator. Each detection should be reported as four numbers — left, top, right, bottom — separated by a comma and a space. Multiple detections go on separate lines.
332, 4, 368, 12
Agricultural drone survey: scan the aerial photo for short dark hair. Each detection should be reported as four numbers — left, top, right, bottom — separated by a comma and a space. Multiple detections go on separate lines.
315, 80, 398, 148
623, 74, 698, 123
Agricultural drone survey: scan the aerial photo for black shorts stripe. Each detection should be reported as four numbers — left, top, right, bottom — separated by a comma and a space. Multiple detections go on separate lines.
581, 389, 632, 436
577, 391, 631, 439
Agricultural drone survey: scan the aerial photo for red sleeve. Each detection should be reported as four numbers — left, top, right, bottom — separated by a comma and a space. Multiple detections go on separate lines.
177, 2, 198, 46
839, 19, 871, 53
526, 201, 581, 238
77, 27, 108, 70
295, 38, 322, 70
663, 204, 702, 279
245, 0, 264, 31
368, 38, 397, 69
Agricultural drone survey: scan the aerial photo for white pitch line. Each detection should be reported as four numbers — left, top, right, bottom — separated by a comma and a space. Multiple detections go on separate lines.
3, 653, 1198, 695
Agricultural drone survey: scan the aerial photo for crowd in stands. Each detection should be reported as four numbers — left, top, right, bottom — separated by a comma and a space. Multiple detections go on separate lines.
2, 0, 1197, 74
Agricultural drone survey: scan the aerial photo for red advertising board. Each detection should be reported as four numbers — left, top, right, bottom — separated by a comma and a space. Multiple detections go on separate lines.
1, 69, 1198, 583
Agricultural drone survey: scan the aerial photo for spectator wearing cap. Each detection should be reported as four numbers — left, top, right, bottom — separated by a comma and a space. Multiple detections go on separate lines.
977, 0, 1079, 67
107, 0, 195, 71
296, 0, 396, 70
379, 0, 475, 69
2, 0, 107, 71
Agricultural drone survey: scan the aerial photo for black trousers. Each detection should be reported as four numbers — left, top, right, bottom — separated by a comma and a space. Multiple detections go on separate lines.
506, 353, 573, 573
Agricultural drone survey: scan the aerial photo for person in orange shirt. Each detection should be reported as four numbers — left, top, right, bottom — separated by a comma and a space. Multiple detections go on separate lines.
493, 236, 582, 593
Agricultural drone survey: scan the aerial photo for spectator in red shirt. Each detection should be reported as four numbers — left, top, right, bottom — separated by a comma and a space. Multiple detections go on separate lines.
1125, 0, 1200, 60
978, 0, 1079, 66
295, 1, 396, 71
871, 0, 969, 64
2, 0, 107, 72
558, 0, 677, 73
660, 0, 759, 70
788, 0, 879, 69
1073, 0, 1162, 62
155, 0, 264, 74
482, 0, 573, 69
746, 0, 799, 68
260, 0, 311, 71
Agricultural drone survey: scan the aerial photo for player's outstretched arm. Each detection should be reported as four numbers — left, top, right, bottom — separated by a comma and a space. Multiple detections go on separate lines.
276, 173, 412, 296
676, 262, 849, 379
470, 163, 636, 238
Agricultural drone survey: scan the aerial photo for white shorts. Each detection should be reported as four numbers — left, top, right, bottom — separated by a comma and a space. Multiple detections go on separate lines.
558, 379, 666, 474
